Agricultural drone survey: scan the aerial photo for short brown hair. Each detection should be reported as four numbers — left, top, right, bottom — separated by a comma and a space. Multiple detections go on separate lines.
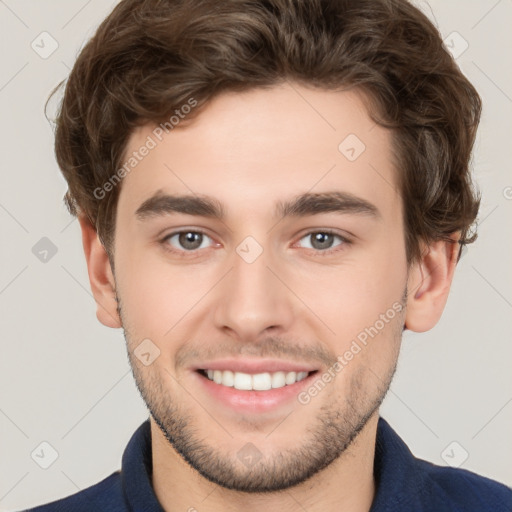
47, 0, 481, 265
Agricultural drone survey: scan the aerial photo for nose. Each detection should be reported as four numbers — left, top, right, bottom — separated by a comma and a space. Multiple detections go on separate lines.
213, 240, 295, 341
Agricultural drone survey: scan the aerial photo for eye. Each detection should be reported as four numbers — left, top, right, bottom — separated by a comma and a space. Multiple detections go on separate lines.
160, 228, 350, 257
161, 230, 215, 254
296, 230, 349, 254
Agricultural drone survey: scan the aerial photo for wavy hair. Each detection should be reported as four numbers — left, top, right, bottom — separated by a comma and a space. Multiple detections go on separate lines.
47, 0, 482, 264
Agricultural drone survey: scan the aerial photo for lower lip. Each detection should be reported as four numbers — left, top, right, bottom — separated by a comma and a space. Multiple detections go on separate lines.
192, 370, 319, 413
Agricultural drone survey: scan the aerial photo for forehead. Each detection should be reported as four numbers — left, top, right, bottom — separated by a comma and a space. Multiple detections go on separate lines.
116, 83, 399, 223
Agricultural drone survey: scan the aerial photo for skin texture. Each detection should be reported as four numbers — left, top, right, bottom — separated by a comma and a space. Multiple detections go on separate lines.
79, 82, 460, 511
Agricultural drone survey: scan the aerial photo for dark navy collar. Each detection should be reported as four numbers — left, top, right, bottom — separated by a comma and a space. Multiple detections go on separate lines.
121, 418, 164, 511
24, 414, 511, 510
370, 417, 427, 511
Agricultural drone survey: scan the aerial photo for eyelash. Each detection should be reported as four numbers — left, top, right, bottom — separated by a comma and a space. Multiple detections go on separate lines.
159, 229, 351, 258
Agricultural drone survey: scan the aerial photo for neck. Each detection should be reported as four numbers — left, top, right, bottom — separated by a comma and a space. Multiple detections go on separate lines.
151, 411, 379, 512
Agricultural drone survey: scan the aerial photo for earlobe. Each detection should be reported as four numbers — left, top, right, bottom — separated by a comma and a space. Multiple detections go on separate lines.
78, 215, 122, 329
404, 234, 460, 333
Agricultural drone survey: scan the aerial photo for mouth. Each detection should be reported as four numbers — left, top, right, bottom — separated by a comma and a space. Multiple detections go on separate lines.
197, 368, 318, 391
192, 367, 321, 414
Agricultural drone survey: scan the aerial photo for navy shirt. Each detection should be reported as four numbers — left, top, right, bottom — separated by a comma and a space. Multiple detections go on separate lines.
23, 416, 512, 511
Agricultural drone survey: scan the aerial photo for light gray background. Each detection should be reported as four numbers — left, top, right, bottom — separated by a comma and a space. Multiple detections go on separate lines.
1, 1, 511, 510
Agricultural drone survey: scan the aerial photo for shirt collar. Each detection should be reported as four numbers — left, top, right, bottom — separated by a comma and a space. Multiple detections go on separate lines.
121, 416, 425, 511
370, 416, 427, 511
121, 418, 164, 511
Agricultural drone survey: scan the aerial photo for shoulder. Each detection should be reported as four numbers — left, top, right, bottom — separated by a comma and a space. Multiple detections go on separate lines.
21, 471, 124, 512
416, 458, 512, 511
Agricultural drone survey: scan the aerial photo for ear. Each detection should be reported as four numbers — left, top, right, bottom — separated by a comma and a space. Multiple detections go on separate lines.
404, 233, 461, 333
78, 215, 122, 328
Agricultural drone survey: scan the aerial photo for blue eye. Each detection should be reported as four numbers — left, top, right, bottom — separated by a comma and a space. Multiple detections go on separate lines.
160, 229, 350, 257
162, 230, 213, 253
296, 230, 348, 254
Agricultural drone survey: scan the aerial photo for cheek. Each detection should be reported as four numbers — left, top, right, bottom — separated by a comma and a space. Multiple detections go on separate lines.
115, 247, 199, 341
316, 262, 405, 329
305, 244, 406, 358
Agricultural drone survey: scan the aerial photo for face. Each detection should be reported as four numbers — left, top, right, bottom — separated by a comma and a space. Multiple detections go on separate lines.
111, 83, 409, 492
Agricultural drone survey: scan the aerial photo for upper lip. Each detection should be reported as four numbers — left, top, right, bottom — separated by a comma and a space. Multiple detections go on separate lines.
192, 358, 319, 374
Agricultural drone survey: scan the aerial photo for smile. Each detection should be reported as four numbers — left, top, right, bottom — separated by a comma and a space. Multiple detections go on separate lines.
199, 369, 312, 391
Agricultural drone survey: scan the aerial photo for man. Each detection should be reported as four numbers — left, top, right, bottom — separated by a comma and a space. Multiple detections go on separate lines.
26, 0, 512, 510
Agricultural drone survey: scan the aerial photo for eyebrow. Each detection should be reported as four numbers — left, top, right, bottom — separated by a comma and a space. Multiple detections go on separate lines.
135, 189, 381, 222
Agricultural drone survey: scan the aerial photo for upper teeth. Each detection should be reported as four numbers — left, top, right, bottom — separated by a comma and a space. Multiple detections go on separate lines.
205, 370, 309, 390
